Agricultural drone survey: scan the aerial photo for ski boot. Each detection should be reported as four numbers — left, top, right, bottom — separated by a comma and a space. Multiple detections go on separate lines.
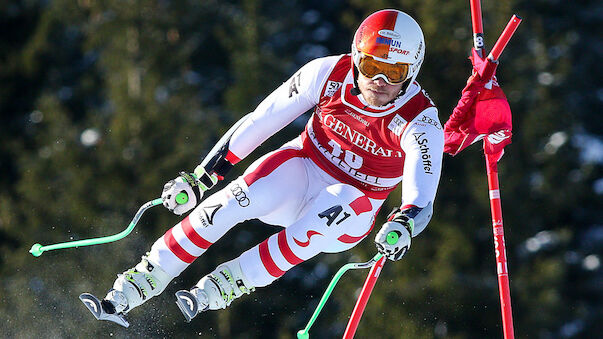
80, 255, 172, 327
175, 258, 255, 322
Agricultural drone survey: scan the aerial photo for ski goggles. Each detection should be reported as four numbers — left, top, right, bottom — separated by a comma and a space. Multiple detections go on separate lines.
357, 55, 410, 85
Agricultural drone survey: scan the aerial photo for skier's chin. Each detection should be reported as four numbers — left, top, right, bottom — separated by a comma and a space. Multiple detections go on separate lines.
362, 89, 395, 107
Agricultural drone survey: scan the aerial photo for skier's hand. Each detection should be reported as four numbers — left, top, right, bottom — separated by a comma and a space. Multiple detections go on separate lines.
375, 209, 413, 261
161, 167, 218, 215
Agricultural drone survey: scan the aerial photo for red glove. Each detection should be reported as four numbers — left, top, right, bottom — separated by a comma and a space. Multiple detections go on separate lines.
444, 49, 512, 162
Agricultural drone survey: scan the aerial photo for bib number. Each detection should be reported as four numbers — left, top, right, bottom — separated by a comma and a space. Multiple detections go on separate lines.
328, 140, 363, 169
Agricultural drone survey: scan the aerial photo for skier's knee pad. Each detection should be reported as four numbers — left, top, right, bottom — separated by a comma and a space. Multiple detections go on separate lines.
111, 255, 173, 311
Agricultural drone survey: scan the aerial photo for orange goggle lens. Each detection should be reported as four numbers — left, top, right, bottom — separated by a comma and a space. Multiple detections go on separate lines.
358, 55, 409, 84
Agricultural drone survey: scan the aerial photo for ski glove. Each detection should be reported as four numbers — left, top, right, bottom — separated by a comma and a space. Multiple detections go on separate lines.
161, 166, 218, 215
375, 208, 414, 261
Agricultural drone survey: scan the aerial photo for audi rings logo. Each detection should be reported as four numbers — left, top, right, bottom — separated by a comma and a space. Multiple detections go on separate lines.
230, 184, 250, 207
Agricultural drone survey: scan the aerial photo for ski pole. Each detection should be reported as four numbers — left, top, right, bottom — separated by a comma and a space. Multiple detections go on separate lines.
29, 197, 164, 257
342, 254, 386, 339
296, 253, 384, 339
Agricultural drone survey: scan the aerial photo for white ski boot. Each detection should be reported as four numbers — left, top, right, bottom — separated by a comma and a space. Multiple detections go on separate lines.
80, 255, 172, 327
175, 258, 255, 322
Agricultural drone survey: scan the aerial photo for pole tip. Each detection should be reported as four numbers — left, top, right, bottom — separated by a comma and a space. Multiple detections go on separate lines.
297, 330, 309, 339
29, 243, 44, 257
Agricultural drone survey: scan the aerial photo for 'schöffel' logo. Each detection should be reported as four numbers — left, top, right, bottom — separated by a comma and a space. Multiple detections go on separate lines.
230, 184, 250, 207
413, 132, 434, 174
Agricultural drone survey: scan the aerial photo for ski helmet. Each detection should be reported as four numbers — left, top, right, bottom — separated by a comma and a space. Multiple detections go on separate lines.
352, 9, 425, 94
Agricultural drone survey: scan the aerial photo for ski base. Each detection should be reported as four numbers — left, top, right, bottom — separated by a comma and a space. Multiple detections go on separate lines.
79, 293, 129, 328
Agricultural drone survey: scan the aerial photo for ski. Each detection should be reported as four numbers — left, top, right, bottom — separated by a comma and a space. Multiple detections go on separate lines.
175, 290, 200, 322
79, 293, 130, 328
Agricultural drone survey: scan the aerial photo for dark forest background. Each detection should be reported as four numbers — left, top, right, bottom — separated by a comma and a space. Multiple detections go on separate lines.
1, 0, 601, 338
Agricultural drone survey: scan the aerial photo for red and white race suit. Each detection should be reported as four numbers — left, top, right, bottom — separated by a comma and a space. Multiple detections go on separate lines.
148, 54, 444, 287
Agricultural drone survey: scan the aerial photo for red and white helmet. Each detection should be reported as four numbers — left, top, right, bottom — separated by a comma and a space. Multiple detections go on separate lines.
352, 9, 425, 92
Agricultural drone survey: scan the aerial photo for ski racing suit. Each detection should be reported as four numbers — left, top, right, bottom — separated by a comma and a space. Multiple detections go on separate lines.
148, 54, 443, 289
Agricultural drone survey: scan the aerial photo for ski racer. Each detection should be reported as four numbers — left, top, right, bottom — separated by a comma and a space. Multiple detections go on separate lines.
80, 9, 444, 327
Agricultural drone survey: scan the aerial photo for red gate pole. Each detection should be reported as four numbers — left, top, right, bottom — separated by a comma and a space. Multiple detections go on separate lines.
341, 255, 386, 338
486, 155, 515, 339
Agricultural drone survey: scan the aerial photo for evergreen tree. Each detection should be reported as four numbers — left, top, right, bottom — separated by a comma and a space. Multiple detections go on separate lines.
1, 0, 600, 338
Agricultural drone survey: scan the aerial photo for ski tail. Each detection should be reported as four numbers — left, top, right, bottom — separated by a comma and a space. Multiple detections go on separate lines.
79, 293, 130, 328
175, 290, 199, 322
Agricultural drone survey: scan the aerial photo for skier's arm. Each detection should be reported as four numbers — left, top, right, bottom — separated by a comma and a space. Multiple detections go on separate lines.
162, 57, 338, 214
225, 58, 337, 161
198, 57, 336, 178
397, 107, 444, 236
374, 107, 443, 260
